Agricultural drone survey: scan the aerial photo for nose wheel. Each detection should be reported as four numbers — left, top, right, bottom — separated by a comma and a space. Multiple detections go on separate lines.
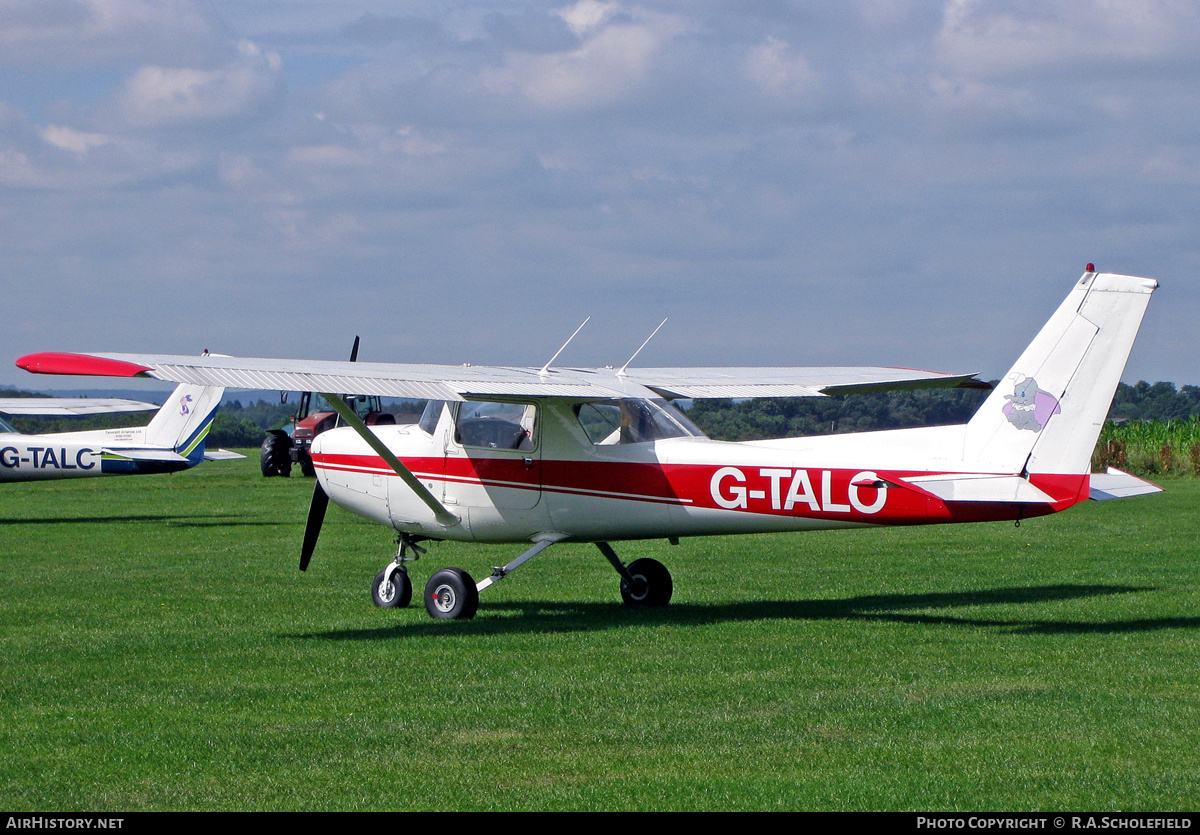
371, 534, 426, 609
372, 567, 412, 608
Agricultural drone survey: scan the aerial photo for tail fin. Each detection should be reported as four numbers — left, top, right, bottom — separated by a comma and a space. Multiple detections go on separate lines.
963, 272, 1157, 475
143, 384, 225, 464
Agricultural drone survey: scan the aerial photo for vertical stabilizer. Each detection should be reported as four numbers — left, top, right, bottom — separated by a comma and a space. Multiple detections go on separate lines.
143, 384, 226, 463
963, 272, 1157, 475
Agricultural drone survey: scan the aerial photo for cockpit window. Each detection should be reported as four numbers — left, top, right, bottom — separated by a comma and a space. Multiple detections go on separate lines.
575, 398, 705, 445
455, 401, 537, 450
417, 400, 444, 435
0, 415, 18, 434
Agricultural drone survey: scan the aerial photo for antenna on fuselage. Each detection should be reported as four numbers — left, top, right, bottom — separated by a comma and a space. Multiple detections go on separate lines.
617, 318, 667, 377
539, 317, 591, 375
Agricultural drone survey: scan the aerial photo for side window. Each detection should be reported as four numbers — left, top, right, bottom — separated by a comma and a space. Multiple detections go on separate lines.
576, 402, 624, 445
575, 399, 705, 445
417, 400, 444, 435
454, 401, 537, 450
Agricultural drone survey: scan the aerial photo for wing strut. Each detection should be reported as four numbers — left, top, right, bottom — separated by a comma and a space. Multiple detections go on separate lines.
318, 392, 459, 528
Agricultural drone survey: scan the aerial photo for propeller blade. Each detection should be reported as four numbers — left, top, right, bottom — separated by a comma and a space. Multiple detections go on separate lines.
300, 482, 329, 571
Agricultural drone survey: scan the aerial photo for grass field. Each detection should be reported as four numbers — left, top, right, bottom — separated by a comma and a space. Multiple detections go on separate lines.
2, 456, 1198, 811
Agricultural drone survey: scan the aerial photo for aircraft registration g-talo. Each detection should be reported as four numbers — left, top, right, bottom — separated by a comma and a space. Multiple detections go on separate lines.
0, 383, 242, 483
17, 269, 1160, 619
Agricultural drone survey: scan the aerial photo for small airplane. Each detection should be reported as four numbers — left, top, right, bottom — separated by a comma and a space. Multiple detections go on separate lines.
17, 269, 1160, 619
0, 383, 242, 483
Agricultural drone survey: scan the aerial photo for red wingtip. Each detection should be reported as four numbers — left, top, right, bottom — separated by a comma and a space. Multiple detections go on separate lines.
16, 352, 153, 378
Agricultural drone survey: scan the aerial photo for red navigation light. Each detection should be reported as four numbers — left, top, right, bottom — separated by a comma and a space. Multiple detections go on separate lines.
1086, 263, 1095, 273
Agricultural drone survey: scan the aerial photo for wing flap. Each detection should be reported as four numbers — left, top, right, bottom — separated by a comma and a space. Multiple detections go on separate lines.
625, 367, 983, 399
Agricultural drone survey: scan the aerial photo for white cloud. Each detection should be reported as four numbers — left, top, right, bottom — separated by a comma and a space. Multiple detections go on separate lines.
743, 37, 819, 99
112, 40, 283, 129
482, 3, 679, 110
557, 0, 619, 36
40, 125, 111, 154
938, 0, 1200, 76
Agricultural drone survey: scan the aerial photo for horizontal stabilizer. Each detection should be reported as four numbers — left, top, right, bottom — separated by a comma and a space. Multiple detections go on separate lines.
900, 473, 1056, 504
1089, 468, 1163, 501
204, 449, 246, 461
101, 448, 188, 463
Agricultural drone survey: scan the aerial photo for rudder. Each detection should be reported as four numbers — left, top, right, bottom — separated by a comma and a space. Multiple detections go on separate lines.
143, 384, 226, 463
963, 272, 1157, 475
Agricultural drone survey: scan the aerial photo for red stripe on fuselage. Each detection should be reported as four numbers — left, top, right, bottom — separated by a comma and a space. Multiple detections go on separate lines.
311, 451, 1089, 526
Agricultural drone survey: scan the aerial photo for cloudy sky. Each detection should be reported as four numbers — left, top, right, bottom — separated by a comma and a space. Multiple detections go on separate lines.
1, 0, 1196, 392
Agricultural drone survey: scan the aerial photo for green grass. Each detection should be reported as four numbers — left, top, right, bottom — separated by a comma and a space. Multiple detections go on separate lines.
2, 456, 1198, 810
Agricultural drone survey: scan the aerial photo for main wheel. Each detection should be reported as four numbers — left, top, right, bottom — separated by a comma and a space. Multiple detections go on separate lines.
620, 558, 673, 607
424, 568, 479, 620
372, 567, 412, 608
260, 432, 292, 477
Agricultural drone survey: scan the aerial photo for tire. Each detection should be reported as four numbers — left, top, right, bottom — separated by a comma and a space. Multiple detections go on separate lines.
620, 558, 673, 607
372, 567, 412, 609
260, 432, 292, 477
298, 450, 316, 478
424, 568, 479, 620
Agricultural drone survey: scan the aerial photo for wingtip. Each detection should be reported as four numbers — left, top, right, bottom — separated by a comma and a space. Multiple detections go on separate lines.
16, 352, 153, 378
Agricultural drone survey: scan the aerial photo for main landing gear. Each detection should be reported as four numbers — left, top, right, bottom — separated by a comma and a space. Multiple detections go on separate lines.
369, 536, 674, 619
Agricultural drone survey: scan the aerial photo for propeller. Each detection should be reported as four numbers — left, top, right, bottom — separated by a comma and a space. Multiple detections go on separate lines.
299, 481, 329, 571
299, 335, 358, 571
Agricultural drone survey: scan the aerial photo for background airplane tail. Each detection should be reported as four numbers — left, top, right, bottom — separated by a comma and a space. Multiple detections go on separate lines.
143, 384, 225, 464
963, 272, 1157, 476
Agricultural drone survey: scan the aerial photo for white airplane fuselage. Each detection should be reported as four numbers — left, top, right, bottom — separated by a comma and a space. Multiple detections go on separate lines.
310, 400, 1082, 545
1, 432, 111, 481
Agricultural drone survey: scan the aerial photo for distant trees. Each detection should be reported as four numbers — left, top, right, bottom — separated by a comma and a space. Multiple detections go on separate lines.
1109, 381, 1200, 422
682, 381, 1200, 443
684, 388, 991, 441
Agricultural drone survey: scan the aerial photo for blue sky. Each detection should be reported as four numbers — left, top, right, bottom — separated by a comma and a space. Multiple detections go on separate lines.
2, 0, 1196, 392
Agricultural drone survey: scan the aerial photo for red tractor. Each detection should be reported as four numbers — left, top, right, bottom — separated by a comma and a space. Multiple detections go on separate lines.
260, 337, 396, 477
260, 391, 395, 477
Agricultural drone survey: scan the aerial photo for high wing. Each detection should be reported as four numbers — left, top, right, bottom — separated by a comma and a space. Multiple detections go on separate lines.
15, 351, 983, 401
0, 397, 159, 416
